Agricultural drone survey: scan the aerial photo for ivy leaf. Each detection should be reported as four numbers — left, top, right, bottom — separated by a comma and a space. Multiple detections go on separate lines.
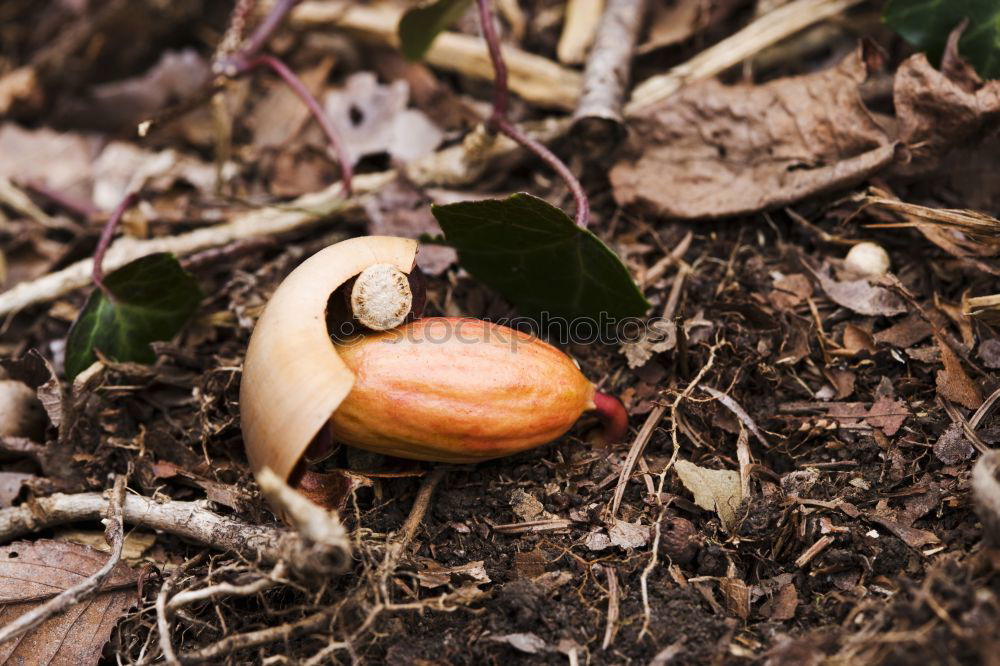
65, 253, 202, 381
398, 0, 473, 61
431, 193, 650, 324
884, 0, 1000, 79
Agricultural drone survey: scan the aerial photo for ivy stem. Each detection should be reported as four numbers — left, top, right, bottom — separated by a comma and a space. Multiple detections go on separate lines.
92, 192, 139, 295
475, 0, 590, 229
214, 0, 353, 194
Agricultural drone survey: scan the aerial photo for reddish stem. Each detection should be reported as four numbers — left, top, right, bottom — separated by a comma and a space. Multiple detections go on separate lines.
593, 391, 629, 444
214, 0, 353, 194
246, 55, 353, 194
92, 192, 139, 294
474, 0, 590, 229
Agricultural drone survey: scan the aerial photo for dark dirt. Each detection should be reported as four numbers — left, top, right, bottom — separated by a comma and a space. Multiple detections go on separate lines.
1, 0, 999, 664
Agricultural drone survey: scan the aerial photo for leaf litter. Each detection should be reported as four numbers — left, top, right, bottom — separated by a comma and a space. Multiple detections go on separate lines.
0, 1, 999, 664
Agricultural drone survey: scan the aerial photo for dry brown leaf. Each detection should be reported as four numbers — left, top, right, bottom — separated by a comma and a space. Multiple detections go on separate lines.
0, 540, 136, 665
979, 339, 1000, 369
250, 57, 335, 148
826, 402, 869, 426
894, 53, 1000, 172
768, 273, 813, 311
610, 45, 895, 219
934, 423, 975, 465
935, 337, 983, 409
760, 582, 798, 621
823, 368, 856, 400
873, 313, 934, 348
414, 558, 490, 588
363, 179, 456, 276
842, 324, 876, 354
0, 124, 96, 203
608, 520, 649, 550
812, 270, 906, 317
865, 396, 908, 437
719, 577, 750, 620
674, 459, 741, 532
869, 516, 939, 549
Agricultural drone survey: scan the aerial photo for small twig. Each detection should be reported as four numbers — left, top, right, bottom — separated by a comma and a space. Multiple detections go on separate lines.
0, 475, 127, 646
475, 0, 590, 228
179, 609, 332, 663
92, 192, 139, 293
573, 0, 647, 146
700, 386, 771, 448
638, 510, 663, 640
610, 403, 667, 517
166, 561, 288, 612
0, 491, 295, 563
399, 468, 446, 547
157, 554, 205, 666
600, 564, 620, 650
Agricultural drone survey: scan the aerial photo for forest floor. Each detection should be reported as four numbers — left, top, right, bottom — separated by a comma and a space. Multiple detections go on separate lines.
0, 0, 999, 664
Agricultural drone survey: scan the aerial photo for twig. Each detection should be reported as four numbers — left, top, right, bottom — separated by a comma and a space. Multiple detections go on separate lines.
92, 192, 139, 293
475, 0, 590, 228
638, 510, 663, 640
399, 468, 446, 547
600, 564, 620, 650
177, 609, 332, 663
214, 0, 353, 192
573, 0, 646, 147
166, 561, 288, 612
157, 554, 205, 666
627, 0, 866, 114
0, 491, 296, 564
558, 0, 605, 65
610, 403, 667, 517
700, 386, 771, 448
0, 475, 127, 646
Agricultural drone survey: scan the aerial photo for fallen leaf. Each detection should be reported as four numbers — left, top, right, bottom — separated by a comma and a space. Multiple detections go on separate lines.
869, 516, 939, 549
842, 324, 876, 354
768, 273, 812, 311
610, 45, 896, 218
65, 253, 203, 381
894, 52, 1000, 171
933, 423, 975, 465
324, 72, 443, 166
0, 124, 96, 203
812, 270, 906, 317
674, 459, 742, 532
824, 368, 856, 400
583, 530, 612, 552
874, 313, 935, 348
432, 193, 650, 321
619, 319, 676, 368
865, 396, 909, 436
608, 520, 649, 550
249, 58, 335, 148
719, 577, 749, 620
826, 402, 870, 426
760, 582, 798, 621
0, 540, 136, 666
510, 489, 555, 522
489, 633, 549, 654
935, 337, 983, 409
1, 349, 63, 430
414, 558, 490, 588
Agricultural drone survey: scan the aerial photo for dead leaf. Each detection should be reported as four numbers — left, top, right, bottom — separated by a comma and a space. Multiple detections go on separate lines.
865, 396, 909, 437
620, 319, 677, 368
826, 402, 869, 426
873, 314, 934, 348
414, 559, 490, 588
510, 489, 556, 522
842, 324, 876, 354
894, 53, 1000, 172
812, 269, 906, 317
674, 460, 742, 532
1, 350, 63, 430
823, 368, 856, 399
608, 520, 649, 550
0, 124, 96, 203
250, 57, 335, 148
489, 633, 549, 654
584, 530, 612, 552
0, 540, 136, 665
56, 529, 155, 563
760, 582, 798, 621
324, 72, 443, 166
935, 337, 983, 409
719, 577, 749, 620
933, 423, 975, 465
611, 45, 896, 218
768, 273, 812, 311
869, 516, 939, 549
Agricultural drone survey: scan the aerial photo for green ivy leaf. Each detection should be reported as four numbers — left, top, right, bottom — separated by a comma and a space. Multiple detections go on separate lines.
398, 0, 473, 61
884, 0, 1000, 79
65, 253, 203, 381
431, 193, 650, 325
